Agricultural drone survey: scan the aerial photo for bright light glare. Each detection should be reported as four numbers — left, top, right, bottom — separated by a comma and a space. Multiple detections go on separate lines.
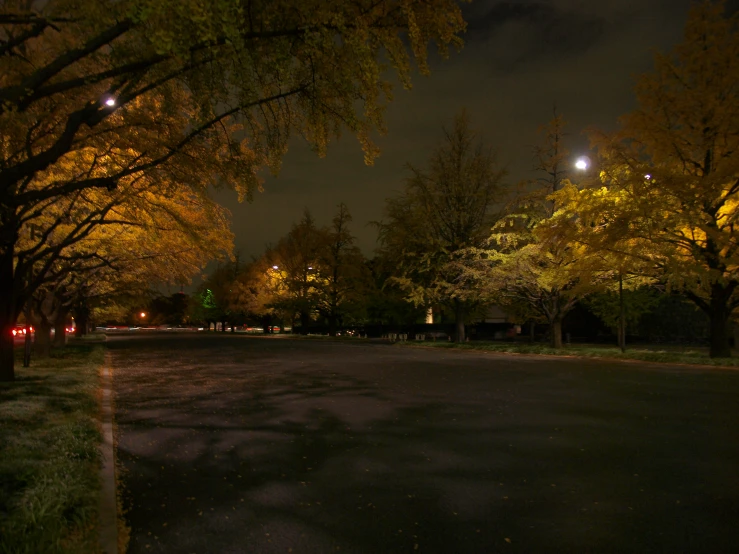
105, 97, 116, 107
139, 312, 146, 318
272, 265, 279, 269
308, 266, 313, 270
575, 157, 589, 170
645, 174, 652, 180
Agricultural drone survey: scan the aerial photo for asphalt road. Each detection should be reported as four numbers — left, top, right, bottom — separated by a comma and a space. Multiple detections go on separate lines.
109, 334, 739, 553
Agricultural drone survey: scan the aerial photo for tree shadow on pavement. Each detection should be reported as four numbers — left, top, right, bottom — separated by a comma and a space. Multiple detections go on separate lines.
109, 337, 739, 553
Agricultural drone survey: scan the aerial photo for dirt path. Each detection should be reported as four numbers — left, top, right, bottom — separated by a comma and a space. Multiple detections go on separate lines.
109, 333, 739, 553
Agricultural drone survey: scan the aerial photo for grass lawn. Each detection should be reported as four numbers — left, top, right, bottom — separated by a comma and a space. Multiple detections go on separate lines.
399, 339, 739, 367
0, 344, 104, 554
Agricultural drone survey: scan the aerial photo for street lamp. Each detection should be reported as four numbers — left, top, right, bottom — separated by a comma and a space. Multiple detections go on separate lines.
140, 312, 146, 318
575, 156, 590, 171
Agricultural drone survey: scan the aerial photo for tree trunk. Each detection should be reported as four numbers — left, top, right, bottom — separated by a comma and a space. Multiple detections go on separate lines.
54, 312, 67, 348
0, 248, 16, 381
550, 319, 563, 349
709, 298, 731, 358
454, 300, 465, 343
75, 311, 88, 337
300, 311, 310, 335
34, 319, 52, 358
0, 317, 14, 381
618, 274, 626, 353
529, 321, 535, 343
328, 314, 337, 337
23, 321, 32, 368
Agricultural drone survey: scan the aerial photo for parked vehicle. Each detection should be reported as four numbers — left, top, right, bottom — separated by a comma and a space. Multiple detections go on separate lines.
11, 324, 34, 337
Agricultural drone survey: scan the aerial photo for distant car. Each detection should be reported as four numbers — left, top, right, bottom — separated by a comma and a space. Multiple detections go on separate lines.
11, 324, 34, 337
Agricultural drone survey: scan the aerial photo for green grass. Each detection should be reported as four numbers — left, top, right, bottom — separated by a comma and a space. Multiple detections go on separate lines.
0, 345, 105, 554
399, 340, 739, 367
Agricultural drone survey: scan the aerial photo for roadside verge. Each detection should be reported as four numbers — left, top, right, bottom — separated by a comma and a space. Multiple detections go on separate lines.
0, 344, 104, 553
99, 354, 118, 553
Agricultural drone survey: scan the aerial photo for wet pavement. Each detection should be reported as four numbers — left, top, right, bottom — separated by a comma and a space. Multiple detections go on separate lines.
109, 334, 739, 553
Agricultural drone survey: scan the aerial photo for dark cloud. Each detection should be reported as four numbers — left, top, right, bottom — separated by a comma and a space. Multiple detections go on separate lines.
465, 1, 606, 68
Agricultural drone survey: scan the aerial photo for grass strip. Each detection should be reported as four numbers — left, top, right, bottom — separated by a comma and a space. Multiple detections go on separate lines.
0, 344, 105, 554
398, 340, 739, 367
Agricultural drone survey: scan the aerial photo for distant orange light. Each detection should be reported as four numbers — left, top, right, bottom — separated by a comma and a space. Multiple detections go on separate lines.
140, 312, 146, 318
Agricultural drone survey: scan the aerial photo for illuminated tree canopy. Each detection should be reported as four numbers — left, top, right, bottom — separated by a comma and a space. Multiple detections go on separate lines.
0, 0, 468, 379
548, 1, 739, 357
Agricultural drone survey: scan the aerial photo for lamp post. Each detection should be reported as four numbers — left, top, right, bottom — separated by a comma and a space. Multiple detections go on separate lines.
575, 155, 626, 352
574, 156, 590, 171
618, 272, 626, 353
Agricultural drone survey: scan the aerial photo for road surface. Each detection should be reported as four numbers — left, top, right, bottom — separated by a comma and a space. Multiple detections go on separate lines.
109, 334, 739, 553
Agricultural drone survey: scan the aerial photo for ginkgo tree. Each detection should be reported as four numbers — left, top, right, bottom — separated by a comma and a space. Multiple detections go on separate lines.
267, 211, 325, 332
226, 257, 284, 332
466, 114, 599, 348
7, 142, 233, 364
549, 1, 739, 358
0, 0, 469, 379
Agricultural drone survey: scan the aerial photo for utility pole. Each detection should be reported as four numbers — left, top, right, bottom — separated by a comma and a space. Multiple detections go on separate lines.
618, 272, 626, 353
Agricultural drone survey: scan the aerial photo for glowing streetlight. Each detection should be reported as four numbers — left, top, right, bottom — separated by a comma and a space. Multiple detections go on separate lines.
575, 156, 590, 171
139, 312, 146, 318
272, 265, 279, 269
104, 97, 116, 107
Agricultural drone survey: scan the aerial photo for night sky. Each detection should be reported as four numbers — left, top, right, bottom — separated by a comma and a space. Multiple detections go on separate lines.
211, 0, 711, 264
